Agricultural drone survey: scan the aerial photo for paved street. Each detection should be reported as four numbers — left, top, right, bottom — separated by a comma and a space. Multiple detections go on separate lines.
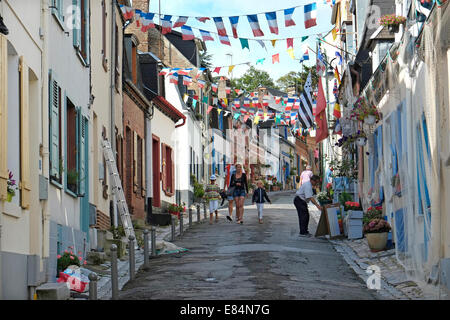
119, 192, 380, 300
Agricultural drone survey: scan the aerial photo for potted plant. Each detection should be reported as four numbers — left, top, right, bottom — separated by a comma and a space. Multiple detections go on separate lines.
67, 169, 79, 194
6, 170, 18, 202
363, 206, 383, 224
317, 191, 332, 206
364, 219, 391, 252
355, 130, 367, 147
168, 203, 182, 218
379, 14, 406, 33
350, 97, 382, 124
344, 201, 363, 219
57, 246, 86, 274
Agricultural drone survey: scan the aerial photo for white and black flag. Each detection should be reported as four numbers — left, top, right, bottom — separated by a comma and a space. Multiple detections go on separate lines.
297, 72, 314, 129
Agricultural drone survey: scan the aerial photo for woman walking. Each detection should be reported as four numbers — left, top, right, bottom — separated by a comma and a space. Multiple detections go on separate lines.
229, 164, 248, 224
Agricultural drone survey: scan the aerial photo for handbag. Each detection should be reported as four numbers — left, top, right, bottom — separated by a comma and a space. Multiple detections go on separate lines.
226, 186, 235, 197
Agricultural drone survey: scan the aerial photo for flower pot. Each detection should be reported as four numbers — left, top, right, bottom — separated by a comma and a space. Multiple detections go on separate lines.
318, 199, 332, 206
388, 24, 399, 33
366, 232, 388, 252
364, 115, 376, 125
6, 192, 13, 202
356, 137, 366, 147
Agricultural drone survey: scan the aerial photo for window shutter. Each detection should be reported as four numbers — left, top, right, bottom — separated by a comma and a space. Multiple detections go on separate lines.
73, 0, 81, 49
19, 57, 31, 209
83, 0, 90, 64
77, 109, 86, 196
49, 70, 61, 181
161, 143, 167, 192
171, 147, 175, 196
0, 35, 8, 200
133, 131, 137, 192
141, 138, 146, 197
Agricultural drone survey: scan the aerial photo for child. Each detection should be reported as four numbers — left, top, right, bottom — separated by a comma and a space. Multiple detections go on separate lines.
252, 181, 272, 224
205, 175, 221, 224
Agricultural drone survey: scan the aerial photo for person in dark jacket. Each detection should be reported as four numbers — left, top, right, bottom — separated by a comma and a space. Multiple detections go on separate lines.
252, 181, 272, 224
229, 164, 248, 224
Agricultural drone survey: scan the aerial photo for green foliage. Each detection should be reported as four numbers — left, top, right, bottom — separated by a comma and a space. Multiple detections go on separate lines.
110, 225, 126, 240
230, 66, 278, 93
338, 191, 353, 206
276, 66, 319, 93
190, 175, 205, 200
57, 248, 82, 271
199, 51, 213, 69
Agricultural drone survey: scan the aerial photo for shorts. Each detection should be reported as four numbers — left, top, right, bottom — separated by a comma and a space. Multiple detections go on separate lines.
233, 189, 246, 198
227, 195, 234, 201
209, 200, 219, 213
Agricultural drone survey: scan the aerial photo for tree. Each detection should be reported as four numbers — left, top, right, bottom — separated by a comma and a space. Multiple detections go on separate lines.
231, 66, 278, 93
199, 51, 213, 69
276, 66, 319, 94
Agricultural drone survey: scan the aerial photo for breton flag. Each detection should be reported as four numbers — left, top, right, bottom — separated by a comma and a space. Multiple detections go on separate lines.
219, 34, 231, 46
199, 29, 214, 41
158, 67, 171, 76
140, 13, 155, 32
120, 5, 134, 20
197, 79, 206, 88
178, 68, 193, 76
265, 12, 279, 35
181, 25, 195, 40
284, 7, 296, 27
173, 16, 188, 28
247, 15, 264, 37
229, 16, 240, 38
183, 75, 192, 86
304, 3, 317, 29
161, 15, 173, 34
213, 17, 227, 36
297, 72, 315, 129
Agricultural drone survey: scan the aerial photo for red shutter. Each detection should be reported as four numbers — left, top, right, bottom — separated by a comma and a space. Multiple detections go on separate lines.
171, 147, 175, 196
161, 143, 167, 192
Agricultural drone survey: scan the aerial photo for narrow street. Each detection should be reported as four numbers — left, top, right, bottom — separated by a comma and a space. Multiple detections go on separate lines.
119, 192, 379, 300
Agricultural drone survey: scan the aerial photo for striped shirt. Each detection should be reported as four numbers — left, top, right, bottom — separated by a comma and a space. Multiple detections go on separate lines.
205, 184, 221, 201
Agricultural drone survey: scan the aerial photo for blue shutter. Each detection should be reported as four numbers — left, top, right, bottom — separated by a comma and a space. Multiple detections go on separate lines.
77, 108, 86, 196
49, 70, 61, 181
83, 0, 90, 64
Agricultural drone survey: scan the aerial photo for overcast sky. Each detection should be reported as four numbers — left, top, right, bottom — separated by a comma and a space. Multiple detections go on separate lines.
147, 0, 333, 83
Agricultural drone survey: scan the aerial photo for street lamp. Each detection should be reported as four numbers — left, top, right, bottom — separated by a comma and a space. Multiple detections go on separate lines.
326, 58, 337, 79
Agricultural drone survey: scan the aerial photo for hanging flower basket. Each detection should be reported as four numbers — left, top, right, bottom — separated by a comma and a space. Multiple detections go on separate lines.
356, 137, 367, 147
364, 114, 376, 125
379, 14, 406, 34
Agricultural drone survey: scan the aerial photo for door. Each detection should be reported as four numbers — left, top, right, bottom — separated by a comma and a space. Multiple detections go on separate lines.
152, 135, 161, 207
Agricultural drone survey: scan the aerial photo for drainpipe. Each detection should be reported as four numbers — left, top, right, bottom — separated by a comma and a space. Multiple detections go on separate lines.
111, 0, 117, 227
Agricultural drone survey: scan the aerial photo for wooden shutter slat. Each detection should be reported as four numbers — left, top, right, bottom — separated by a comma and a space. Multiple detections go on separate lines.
141, 138, 146, 197
0, 35, 8, 200
133, 131, 137, 192
171, 147, 175, 196
161, 143, 166, 193
77, 110, 86, 196
50, 72, 61, 181
19, 57, 31, 209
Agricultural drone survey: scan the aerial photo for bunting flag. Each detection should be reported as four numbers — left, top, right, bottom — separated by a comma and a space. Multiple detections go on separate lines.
159, 67, 171, 76
192, 99, 198, 109
293, 99, 300, 110
271, 39, 277, 47
301, 36, 309, 42
235, 89, 243, 95
168, 68, 180, 76
183, 76, 192, 86
202, 96, 208, 104
304, 3, 317, 29
287, 38, 294, 48
287, 47, 295, 60
301, 48, 309, 61
173, 16, 188, 28
213, 17, 227, 36
196, 17, 210, 23
275, 96, 281, 104
265, 12, 279, 34
213, 67, 221, 74
200, 29, 214, 41
331, 27, 337, 40
178, 68, 193, 76
211, 83, 218, 92
333, 102, 341, 119
240, 38, 249, 50
197, 79, 206, 88
134, 9, 142, 27
181, 25, 195, 40
207, 105, 214, 114
247, 15, 264, 37
120, 5, 134, 20
272, 53, 280, 64
244, 98, 250, 107
254, 115, 260, 124
256, 58, 265, 65
315, 77, 328, 143
244, 115, 250, 122
234, 99, 241, 108
219, 34, 231, 46
140, 12, 156, 31
169, 73, 179, 84
229, 16, 240, 38
334, 66, 341, 84
284, 7, 296, 27
161, 15, 173, 34
256, 40, 267, 51
316, 50, 326, 76
225, 87, 231, 94
234, 112, 241, 120
183, 94, 190, 104
195, 68, 205, 79
285, 98, 294, 111
297, 72, 314, 129
335, 51, 343, 65
228, 65, 235, 74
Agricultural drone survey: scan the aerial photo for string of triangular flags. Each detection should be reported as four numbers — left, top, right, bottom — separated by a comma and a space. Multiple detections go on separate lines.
120, 3, 322, 49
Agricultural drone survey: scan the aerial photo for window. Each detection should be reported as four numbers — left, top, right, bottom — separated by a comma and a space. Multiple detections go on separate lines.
162, 144, 174, 196
101, 0, 107, 71
49, 70, 63, 185
132, 43, 137, 84
51, 0, 64, 25
137, 135, 143, 195
114, 24, 120, 91
73, 0, 90, 65
66, 98, 77, 194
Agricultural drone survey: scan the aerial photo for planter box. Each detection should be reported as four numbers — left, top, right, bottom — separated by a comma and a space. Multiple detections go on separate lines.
344, 215, 363, 239
346, 210, 363, 219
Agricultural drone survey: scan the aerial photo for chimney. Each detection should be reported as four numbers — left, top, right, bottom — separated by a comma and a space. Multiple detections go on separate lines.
125, 0, 150, 52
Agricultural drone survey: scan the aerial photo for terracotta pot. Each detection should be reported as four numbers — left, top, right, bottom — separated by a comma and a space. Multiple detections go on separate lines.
366, 232, 388, 252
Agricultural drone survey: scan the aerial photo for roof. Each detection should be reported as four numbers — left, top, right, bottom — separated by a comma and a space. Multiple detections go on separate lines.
152, 95, 186, 123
